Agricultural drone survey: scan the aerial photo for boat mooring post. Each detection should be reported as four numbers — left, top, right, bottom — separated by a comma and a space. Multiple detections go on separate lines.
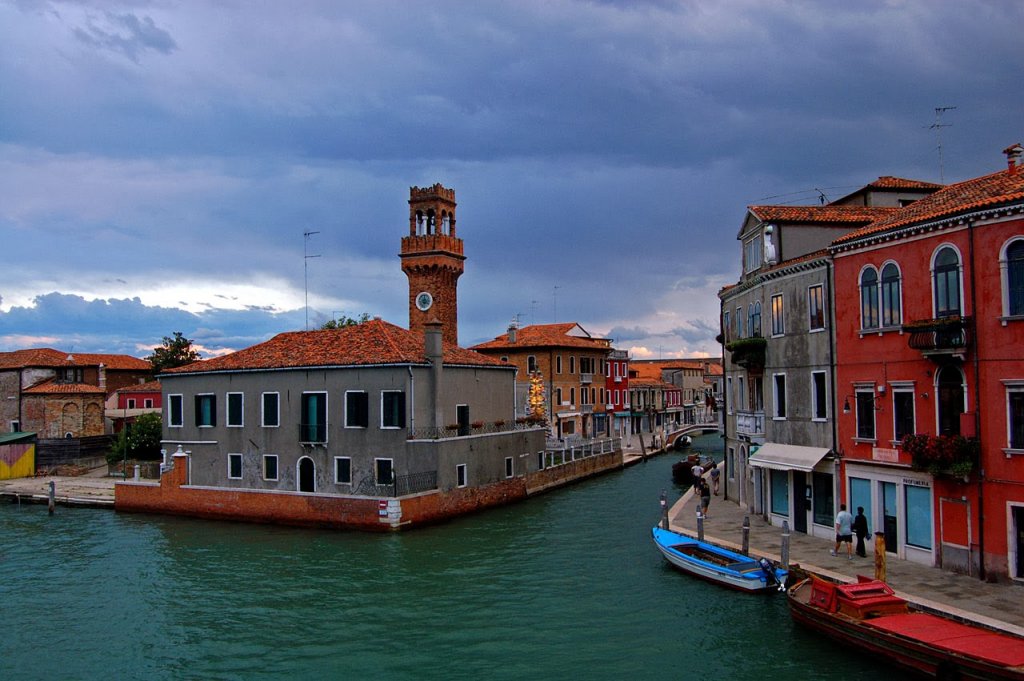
659, 490, 669, 530
874, 532, 886, 581
741, 515, 750, 555
48, 480, 55, 515
781, 520, 791, 569
696, 509, 705, 541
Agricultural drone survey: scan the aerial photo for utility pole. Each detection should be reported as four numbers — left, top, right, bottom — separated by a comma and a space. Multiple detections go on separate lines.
304, 230, 321, 330
928, 106, 956, 183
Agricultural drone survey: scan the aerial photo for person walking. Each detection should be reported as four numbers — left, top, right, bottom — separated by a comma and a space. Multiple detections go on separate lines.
853, 506, 869, 557
709, 462, 720, 495
690, 457, 704, 492
699, 479, 712, 519
831, 504, 854, 560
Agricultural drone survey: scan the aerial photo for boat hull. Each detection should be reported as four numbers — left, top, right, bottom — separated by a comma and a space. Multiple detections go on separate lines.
651, 527, 783, 593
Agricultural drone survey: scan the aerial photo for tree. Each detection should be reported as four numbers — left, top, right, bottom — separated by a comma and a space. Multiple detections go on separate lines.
108, 412, 164, 464
321, 313, 371, 330
147, 331, 200, 373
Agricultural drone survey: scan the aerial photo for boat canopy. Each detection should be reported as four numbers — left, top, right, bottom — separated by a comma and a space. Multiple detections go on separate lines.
749, 443, 831, 472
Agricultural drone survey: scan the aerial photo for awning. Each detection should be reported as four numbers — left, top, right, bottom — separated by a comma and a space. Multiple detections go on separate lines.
748, 443, 831, 472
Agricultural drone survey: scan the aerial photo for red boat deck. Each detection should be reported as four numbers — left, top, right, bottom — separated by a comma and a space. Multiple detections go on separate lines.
866, 613, 1024, 668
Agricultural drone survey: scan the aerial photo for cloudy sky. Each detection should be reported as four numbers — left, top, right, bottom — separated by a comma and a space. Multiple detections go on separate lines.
2, 1, 1022, 360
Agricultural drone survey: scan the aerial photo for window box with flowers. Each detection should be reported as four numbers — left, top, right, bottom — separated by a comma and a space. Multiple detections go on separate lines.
725, 336, 766, 370
901, 433, 979, 479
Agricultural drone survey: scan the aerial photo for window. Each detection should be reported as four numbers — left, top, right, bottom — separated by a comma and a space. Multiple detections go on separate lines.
144, 399, 153, 409
556, 355, 562, 374
456, 463, 467, 488
812, 472, 834, 527
580, 357, 595, 374
937, 366, 964, 436
1001, 238, 1024, 317
11, 420, 21, 432
727, 447, 735, 480
933, 246, 961, 318
381, 391, 406, 428
300, 392, 327, 442
335, 457, 352, 484
345, 391, 369, 428
375, 458, 394, 486
262, 392, 279, 427
855, 390, 876, 440
773, 373, 786, 419
127, 398, 136, 409
554, 388, 562, 405
505, 457, 514, 478
808, 285, 825, 331
812, 371, 827, 421
736, 306, 743, 338
726, 377, 733, 415
569, 388, 576, 406
569, 356, 576, 374
771, 294, 784, 336
168, 394, 183, 427
748, 301, 761, 337
58, 367, 83, 383
722, 310, 731, 342
195, 394, 216, 427
905, 485, 932, 550
880, 263, 901, 327
527, 355, 537, 373
770, 469, 788, 515
1008, 388, 1024, 450
893, 389, 915, 441
228, 453, 242, 480
227, 392, 243, 427
263, 455, 278, 481
860, 267, 879, 329
744, 233, 763, 273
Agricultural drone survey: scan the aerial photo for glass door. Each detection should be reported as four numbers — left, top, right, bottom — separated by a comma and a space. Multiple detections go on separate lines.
882, 481, 898, 553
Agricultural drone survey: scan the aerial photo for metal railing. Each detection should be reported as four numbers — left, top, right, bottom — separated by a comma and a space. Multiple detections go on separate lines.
735, 410, 765, 437
352, 471, 438, 497
407, 421, 536, 440
542, 436, 621, 468
298, 423, 327, 443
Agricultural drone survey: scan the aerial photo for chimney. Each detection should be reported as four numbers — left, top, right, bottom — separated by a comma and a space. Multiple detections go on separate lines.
424, 319, 444, 430
1005, 143, 1024, 176
98, 363, 106, 392
508, 322, 517, 344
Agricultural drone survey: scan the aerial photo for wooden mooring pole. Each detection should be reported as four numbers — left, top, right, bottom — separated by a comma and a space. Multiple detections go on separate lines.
781, 520, 791, 569
659, 490, 669, 530
48, 480, 55, 515
696, 508, 705, 541
741, 515, 750, 556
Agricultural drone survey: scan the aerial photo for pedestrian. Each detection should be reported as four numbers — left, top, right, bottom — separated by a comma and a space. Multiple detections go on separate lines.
709, 462, 720, 495
699, 479, 711, 519
690, 456, 704, 492
853, 506, 869, 557
831, 504, 854, 560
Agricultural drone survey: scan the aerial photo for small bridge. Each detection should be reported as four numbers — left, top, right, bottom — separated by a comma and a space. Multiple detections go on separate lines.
665, 423, 720, 450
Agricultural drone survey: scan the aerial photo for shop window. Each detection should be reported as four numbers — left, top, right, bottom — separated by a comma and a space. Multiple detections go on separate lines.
905, 485, 933, 550
812, 472, 833, 527
770, 469, 789, 516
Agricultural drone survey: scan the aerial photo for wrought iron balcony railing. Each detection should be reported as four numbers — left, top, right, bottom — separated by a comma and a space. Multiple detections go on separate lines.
903, 316, 972, 357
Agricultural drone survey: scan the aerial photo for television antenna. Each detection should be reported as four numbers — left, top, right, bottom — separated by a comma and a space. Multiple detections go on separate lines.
927, 106, 956, 183
304, 230, 321, 330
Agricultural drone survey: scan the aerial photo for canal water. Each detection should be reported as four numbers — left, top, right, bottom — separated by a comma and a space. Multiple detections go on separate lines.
1, 434, 889, 680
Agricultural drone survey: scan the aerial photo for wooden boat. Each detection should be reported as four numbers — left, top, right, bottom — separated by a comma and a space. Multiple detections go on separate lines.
651, 527, 786, 593
671, 452, 707, 486
786, 568, 1024, 679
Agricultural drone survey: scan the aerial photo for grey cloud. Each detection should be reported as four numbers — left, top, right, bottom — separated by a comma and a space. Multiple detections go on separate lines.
72, 12, 177, 62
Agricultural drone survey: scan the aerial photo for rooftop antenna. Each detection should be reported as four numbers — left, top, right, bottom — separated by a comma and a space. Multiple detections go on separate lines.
814, 188, 828, 205
513, 312, 525, 327
304, 230, 321, 330
927, 106, 956, 183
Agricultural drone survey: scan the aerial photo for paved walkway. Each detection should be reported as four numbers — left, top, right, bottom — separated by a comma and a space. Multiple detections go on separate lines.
666, 476, 1024, 634
0, 465, 116, 507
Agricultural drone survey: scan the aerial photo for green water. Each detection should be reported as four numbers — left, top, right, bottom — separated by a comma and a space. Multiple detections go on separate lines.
0, 434, 888, 680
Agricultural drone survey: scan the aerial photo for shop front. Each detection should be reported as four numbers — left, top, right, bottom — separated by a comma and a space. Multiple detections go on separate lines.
844, 461, 935, 566
749, 443, 835, 540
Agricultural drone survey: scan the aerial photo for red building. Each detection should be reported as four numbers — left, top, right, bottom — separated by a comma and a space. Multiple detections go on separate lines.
604, 349, 630, 437
831, 144, 1024, 580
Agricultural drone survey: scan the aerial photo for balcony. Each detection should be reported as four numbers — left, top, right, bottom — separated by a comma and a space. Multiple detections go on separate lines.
580, 372, 593, 384
735, 410, 765, 439
903, 316, 972, 359
299, 422, 327, 444
725, 336, 766, 371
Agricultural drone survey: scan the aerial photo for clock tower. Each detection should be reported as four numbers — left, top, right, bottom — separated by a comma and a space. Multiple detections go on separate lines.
400, 183, 465, 345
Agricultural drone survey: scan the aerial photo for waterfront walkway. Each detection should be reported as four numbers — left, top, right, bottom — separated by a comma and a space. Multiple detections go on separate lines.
0, 466, 115, 507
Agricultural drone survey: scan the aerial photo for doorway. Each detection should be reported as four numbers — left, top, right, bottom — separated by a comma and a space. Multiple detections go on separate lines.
882, 481, 898, 553
793, 471, 807, 534
298, 457, 315, 493
1015, 506, 1024, 579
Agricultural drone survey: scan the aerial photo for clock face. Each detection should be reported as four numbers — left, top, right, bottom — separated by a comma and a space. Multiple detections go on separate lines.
415, 291, 433, 312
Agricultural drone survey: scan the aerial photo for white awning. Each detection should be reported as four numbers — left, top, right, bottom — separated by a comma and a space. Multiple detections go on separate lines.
748, 443, 831, 472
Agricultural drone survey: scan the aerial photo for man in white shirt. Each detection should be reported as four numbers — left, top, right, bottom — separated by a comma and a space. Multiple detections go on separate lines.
831, 504, 854, 560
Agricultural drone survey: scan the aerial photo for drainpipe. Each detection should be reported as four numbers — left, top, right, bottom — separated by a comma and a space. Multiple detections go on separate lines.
407, 366, 415, 434
826, 258, 841, 508
968, 220, 985, 580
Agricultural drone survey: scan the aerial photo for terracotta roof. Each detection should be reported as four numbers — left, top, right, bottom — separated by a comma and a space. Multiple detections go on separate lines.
748, 205, 898, 225
23, 379, 105, 395
472, 323, 612, 352
834, 167, 1024, 245
163, 319, 505, 374
862, 176, 944, 191
629, 378, 677, 389
116, 379, 162, 393
0, 348, 150, 371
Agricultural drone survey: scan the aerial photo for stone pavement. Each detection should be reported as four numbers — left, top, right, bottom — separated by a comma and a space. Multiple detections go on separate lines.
666, 478, 1024, 634
0, 465, 116, 507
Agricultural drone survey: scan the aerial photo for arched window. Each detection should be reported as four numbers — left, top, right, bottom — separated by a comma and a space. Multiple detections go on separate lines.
936, 365, 965, 436
880, 263, 901, 327
860, 267, 879, 329
749, 301, 762, 337
933, 246, 961, 318
1001, 238, 1024, 317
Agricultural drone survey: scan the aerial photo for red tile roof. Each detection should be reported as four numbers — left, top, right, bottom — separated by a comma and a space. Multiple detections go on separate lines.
862, 176, 944, 191
472, 323, 611, 352
748, 205, 898, 225
23, 379, 105, 395
116, 379, 162, 393
834, 167, 1024, 245
0, 348, 150, 371
163, 319, 505, 374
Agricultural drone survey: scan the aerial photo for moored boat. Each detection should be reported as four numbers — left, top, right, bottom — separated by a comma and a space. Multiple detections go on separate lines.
651, 526, 785, 593
786, 568, 1024, 679
670, 451, 708, 486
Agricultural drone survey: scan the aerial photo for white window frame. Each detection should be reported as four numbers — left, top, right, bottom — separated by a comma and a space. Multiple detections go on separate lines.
127, 398, 136, 409
380, 390, 405, 429
1003, 380, 1024, 454
144, 398, 154, 409
456, 463, 467, 488
196, 393, 216, 428
811, 370, 827, 421
228, 453, 243, 480
556, 355, 562, 374
168, 394, 184, 428
334, 456, 353, 485
930, 243, 964, 319
527, 355, 537, 373
808, 284, 826, 332
505, 456, 514, 479
345, 390, 369, 429
226, 391, 244, 428
770, 294, 784, 337
879, 261, 903, 329
263, 454, 279, 481
261, 392, 280, 428
854, 387, 877, 442
374, 458, 394, 486
999, 236, 1024, 320
891, 384, 916, 444
772, 373, 787, 420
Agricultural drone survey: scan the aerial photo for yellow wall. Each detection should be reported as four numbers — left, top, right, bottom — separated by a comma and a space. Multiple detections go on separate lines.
0, 443, 35, 480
